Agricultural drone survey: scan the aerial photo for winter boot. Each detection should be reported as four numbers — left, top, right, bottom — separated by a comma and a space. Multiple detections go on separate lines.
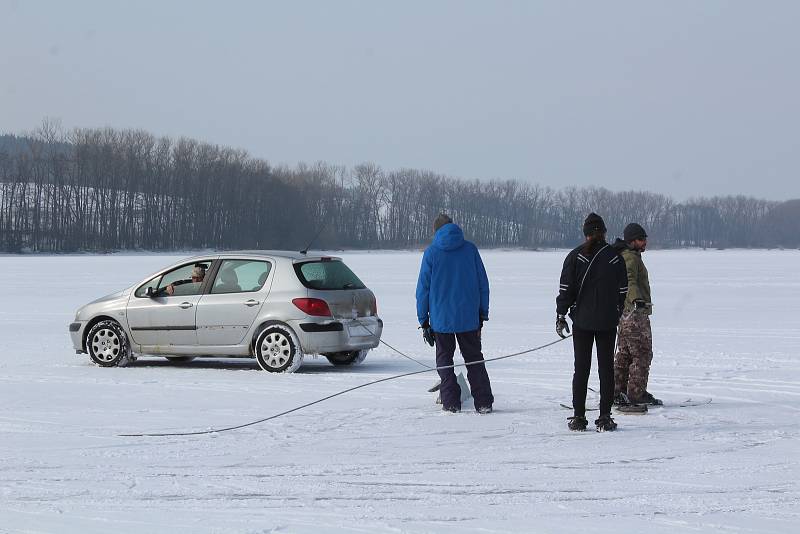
567, 416, 588, 431
640, 391, 663, 406
442, 405, 460, 413
595, 414, 618, 432
613, 392, 630, 406
615, 403, 648, 414
476, 405, 493, 414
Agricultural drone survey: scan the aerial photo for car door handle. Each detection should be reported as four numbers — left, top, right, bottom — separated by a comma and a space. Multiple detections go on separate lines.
244, 299, 260, 307
179, 302, 194, 309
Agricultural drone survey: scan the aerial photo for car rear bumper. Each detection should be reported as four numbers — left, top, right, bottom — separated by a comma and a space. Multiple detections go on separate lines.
291, 316, 382, 354
69, 321, 87, 353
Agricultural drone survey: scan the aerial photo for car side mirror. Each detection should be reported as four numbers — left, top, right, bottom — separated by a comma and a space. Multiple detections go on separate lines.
146, 286, 156, 298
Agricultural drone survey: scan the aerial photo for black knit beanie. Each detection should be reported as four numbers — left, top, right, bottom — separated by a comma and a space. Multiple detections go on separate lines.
623, 222, 647, 242
582, 212, 607, 236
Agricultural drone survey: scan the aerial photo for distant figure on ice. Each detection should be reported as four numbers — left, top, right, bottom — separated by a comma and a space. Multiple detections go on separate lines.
416, 214, 494, 414
556, 213, 628, 432
612, 223, 661, 408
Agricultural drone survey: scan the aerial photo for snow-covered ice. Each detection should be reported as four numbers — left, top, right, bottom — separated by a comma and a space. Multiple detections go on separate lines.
0, 249, 798, 533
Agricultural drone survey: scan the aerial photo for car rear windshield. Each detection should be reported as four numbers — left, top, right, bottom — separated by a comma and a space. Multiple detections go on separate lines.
294, 260, 366, 290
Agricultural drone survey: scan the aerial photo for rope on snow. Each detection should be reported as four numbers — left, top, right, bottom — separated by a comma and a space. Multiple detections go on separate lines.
118, 332, 571, 438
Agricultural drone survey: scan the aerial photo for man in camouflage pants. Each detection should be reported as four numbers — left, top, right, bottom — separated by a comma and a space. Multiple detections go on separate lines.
612, 223, 661, 406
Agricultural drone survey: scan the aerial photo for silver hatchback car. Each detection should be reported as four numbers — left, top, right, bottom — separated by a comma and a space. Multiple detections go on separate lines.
69, 251, 383, 372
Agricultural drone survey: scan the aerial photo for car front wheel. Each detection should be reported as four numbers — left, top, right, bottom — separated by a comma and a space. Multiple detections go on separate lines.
324, 349, 369, 366
255, 325, 304, 373
86, 320, 132, 367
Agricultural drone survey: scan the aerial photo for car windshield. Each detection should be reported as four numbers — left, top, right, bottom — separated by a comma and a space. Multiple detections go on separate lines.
294, 260, 366, 290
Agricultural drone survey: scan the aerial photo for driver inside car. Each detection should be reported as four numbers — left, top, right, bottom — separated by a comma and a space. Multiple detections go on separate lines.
165, 265, 206, 296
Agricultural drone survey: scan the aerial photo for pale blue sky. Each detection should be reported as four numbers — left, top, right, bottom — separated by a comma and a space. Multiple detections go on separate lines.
1, 0, 798, 200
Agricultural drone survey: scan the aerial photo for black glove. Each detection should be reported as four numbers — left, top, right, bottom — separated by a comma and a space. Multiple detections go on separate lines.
479, 315, 488, 330
633, 299, 647, 311
556, 314, 571, 338
420, 320, 435, 347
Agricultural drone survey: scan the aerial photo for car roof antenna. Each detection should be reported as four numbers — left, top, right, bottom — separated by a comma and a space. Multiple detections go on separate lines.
299, 219, 327, 255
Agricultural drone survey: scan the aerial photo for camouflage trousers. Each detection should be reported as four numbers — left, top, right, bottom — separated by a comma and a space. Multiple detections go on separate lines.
614, 311, 653, 401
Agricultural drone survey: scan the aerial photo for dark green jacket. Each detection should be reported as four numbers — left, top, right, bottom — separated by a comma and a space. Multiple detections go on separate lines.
614, 239, 652, 314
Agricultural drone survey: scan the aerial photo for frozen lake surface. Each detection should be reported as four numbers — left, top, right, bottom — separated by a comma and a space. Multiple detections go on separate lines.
1, 249, 798, 533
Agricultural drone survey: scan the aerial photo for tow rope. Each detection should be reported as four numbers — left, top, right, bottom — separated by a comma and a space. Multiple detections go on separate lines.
119, 334, 571, 437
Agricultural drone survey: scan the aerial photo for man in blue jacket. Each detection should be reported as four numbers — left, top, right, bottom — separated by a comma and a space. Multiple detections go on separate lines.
416, 214, 494, 413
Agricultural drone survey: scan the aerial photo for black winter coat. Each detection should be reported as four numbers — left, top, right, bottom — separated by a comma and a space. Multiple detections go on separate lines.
556, 242, 628, 331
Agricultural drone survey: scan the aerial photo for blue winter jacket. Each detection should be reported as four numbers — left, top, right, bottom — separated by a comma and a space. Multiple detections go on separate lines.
416, 223, 490, 333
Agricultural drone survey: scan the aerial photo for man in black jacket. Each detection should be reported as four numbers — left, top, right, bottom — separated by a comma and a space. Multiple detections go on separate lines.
556, 213, 628, 432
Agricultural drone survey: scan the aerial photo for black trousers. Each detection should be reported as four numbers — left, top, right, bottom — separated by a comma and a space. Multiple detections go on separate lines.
435, 330, 494, 411
572, 326, 616, 418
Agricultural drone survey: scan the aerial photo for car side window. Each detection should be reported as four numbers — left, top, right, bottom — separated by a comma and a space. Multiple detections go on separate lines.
211, 260, 272, 295
135, 275, 161, 298
135, 261, 212, 298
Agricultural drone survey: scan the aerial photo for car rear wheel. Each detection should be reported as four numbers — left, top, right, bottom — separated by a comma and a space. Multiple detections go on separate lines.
255, 325, 304, 373
324, 349, 369, 366
86, 320, 132, 367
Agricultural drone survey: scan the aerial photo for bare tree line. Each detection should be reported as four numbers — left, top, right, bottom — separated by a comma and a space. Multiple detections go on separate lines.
0, 123, 797, 253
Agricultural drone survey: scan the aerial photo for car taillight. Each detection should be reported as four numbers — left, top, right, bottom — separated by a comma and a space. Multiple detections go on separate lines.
292, 298, 332, 317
